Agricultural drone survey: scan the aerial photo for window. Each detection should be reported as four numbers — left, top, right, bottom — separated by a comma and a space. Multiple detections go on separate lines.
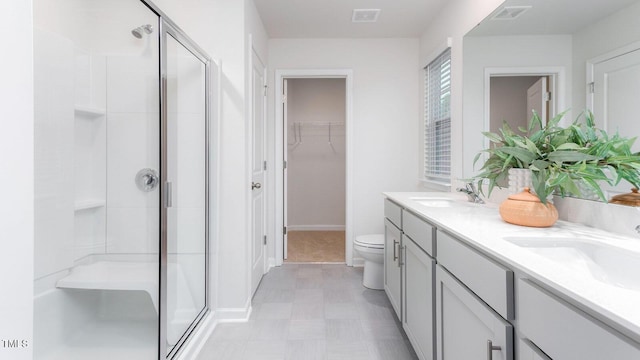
424, 48, 451, 183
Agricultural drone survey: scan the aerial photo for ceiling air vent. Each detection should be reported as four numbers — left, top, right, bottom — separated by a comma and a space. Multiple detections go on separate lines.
352, 9, 381, 23
491, 6, 532, 20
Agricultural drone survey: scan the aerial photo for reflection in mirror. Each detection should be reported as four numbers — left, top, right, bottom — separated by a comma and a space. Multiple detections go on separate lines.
462, 0, 640, 201
490, 75, 549, 134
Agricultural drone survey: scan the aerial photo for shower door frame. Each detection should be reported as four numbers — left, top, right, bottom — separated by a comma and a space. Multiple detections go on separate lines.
141, 1, 213, 359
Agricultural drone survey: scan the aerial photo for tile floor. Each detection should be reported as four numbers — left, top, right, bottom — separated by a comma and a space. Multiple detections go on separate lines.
197, 264, 418, 360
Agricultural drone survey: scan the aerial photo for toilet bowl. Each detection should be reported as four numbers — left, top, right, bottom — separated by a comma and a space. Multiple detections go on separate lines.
354, 234, 385, 290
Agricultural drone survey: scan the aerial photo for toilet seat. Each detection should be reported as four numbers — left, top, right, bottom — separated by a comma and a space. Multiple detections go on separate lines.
354, 234, 384, 249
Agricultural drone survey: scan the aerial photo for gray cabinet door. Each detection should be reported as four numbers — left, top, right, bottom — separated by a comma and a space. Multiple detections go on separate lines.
384, 218, 402, 319
519, 339, 552, 360
402, 235, 435, 360
436, 265, 513, 360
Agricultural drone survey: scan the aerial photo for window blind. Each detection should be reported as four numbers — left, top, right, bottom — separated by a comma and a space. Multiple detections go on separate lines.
424, 48, 451, 181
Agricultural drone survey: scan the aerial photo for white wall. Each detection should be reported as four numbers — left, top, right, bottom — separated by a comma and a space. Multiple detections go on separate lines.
0, 0, 34, 359
461, 35, 573, 179
287, 78, 346, 229
572, 1, 640, 112
489, 76, 540, 134
268, 38, 422, 242
418, 0, 506, 189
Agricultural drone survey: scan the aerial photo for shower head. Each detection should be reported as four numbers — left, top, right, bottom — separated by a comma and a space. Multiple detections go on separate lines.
131, 24, 153, 39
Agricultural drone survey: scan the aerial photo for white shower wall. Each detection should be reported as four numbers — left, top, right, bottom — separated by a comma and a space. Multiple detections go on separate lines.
287, 78, 346, 230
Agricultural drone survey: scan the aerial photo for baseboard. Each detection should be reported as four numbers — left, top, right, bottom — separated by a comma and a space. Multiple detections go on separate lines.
287, 225, 346, 231
214, 300, 252, 322
267, 257, 276, 271
176, 311, 217, 360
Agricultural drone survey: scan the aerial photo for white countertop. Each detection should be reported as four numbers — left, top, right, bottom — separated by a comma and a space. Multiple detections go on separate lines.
384, 192, 640, 342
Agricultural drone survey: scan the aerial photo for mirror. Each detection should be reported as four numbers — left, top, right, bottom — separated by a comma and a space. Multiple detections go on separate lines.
462, 0, 640, 200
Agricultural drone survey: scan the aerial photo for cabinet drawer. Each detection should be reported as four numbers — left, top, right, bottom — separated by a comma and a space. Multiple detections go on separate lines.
384, 198, 402, 229
437, 230, 514, 320
402, 210, 435, 257
518, 279, 640, 360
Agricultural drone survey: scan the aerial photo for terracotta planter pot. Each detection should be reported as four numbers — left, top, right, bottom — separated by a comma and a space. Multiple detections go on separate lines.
499, 187, 558, 227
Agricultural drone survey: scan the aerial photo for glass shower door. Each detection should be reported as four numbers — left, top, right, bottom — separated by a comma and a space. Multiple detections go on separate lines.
162, 25, 209, 358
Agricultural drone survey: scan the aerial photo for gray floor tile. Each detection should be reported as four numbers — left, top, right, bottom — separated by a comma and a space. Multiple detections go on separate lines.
326, 340, 371, 360
197, 339, 246, 360
360, 319, 405, 340
285, 340, 327, 360
250, 319, 290, 340
253, 303, 293, 320
366, 339, 419, 360
295, 276, 324, 289
294, 288, 324, 303
253, 288, 296, 304
357, 301, 397, 322
202, 264, 418, 360
297, 267, 323, 278
324, 302, 359, 319
291, 302, 324, 320
323, 287, 354, 303
287, 319, 326, 340
243, 340, 287, 360
325, 319, 364, 341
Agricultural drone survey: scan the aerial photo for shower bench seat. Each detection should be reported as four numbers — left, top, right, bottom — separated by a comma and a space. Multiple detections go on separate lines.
56, 260, 159, 312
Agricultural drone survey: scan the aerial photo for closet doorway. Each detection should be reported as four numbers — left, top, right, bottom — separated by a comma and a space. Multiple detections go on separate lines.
282, 76, 348, 263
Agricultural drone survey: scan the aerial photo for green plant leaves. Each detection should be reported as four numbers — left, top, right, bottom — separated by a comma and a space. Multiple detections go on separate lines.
472, 109, 640, 203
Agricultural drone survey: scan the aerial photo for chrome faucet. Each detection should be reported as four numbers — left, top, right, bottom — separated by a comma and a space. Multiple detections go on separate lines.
635, 225, 640, 236
457, 182, 485, 204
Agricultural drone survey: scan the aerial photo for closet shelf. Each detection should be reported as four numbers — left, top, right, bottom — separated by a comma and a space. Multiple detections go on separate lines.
74, 105, 106, 118
74, 199, 106, 211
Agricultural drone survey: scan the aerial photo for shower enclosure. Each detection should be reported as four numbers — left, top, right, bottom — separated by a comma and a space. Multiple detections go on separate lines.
33, 0, 212, 358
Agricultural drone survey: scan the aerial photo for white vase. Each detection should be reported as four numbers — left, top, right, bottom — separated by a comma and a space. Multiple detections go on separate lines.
508, 168, 554, 202
508, 168, 532, 195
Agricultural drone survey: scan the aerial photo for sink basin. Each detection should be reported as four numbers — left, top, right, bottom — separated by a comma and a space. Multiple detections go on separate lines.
409, 196, 463, 208
505, 237, 640, 291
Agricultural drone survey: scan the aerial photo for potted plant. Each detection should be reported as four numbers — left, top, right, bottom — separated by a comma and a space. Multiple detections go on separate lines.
473, 110, 640, 221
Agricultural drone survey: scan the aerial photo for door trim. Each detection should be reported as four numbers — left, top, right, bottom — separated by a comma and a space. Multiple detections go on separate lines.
274, 69, 354, 266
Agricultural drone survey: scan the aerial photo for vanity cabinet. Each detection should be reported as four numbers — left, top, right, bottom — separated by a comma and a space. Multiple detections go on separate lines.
383, 194, 640, 360
384, 199, 436, 360
384, 213, 402, 317
401, 211, 436, 360
518, 279, 640, 360
402, 236, 435, 360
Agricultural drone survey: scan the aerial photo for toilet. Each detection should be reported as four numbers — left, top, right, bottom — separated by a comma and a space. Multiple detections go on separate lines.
354, 234, 385, 290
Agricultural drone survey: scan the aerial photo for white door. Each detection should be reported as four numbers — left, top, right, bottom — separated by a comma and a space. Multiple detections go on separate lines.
526, 76, 548, 126
250, 50, 266, 296
282, 78, 289, 260
593, 48, 640, 196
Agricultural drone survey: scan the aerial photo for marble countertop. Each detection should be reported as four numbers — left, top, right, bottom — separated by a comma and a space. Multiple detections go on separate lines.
384, 192, 640, 342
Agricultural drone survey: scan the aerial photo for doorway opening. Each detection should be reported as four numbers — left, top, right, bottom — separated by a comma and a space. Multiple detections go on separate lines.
274, 69, 354, 266
284, 78, 346, 263
489, 75, 551, 133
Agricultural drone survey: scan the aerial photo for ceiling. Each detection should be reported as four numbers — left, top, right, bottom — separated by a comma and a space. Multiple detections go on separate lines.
467, 0, 639, 36
252, 0, 449, 38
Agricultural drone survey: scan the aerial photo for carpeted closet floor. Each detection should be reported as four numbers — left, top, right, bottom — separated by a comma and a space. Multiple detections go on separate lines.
285, 231, 345, 263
